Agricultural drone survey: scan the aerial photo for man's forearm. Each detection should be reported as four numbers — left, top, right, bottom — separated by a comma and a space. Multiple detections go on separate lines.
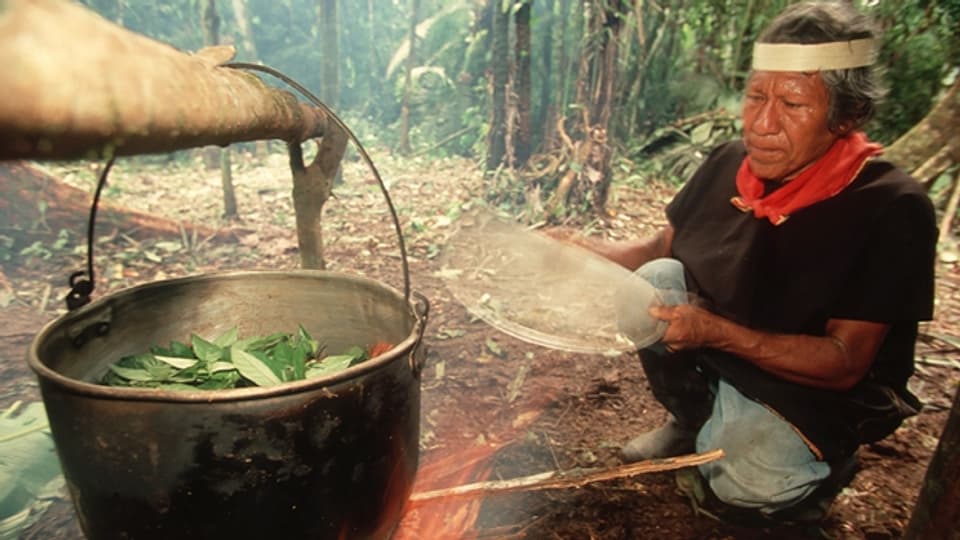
580, 226, 674, 271
652, 304, 889, 391
708, 316, 861, 390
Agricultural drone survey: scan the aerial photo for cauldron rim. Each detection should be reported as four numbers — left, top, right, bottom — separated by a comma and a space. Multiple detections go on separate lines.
27, 268, 426, 404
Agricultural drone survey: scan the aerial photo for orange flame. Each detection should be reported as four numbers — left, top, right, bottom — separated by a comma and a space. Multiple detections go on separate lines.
393, 442, 505, 540
393, 393, 556, 540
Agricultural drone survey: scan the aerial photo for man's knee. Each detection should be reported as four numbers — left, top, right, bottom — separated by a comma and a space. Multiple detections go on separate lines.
695, 381, 832, 513
635, 257, 686, 305
700, 459, 823, 512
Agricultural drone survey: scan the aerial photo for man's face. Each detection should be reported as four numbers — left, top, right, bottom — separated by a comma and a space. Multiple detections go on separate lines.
741, 71, 840, 181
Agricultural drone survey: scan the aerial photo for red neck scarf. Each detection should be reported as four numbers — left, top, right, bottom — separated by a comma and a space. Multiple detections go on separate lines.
730, 131, 883, 225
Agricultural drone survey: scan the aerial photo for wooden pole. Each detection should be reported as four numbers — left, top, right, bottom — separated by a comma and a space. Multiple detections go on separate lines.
0, 0, 332, 160
903, 384, 960, 540
407, 448, 724, 508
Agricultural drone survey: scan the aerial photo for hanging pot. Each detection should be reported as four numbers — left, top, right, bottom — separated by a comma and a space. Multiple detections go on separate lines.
26, 86, 429, 538
28, 268, 428, 540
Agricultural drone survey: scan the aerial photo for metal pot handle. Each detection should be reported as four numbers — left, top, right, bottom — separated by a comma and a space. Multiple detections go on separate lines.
224, 63, 413, 302
66, 64, 414, 311
409, 291, 430, 375
64, 154, 116, 311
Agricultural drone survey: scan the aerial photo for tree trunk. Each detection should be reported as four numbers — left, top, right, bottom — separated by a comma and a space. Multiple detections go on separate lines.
885, 79, 960, 182
318, 0, 339, 108
514, 0, 533, 165
220, 148, 237, 218
537, 0, 556, 150
201, 0, 238, 219
584, 0, 625, 214
201, 0, 224, 171
459, 0, 494, 84
571, 3, 592, 121
0, 162, 234, 244
230, 0, 259, 61
397, 0, 419, 155
544, 0, 572, 151
559, 0, 576, 122
200, 2, 222, 78
230, 0, 268, 158
727, 0, 755, 91
0, 0, 334, 160
485, 1, 510, 171
592, 0, 623, 128
290, 131, 348, 269
550, 0, 622, 216
623, 6, 674, 137
903, 385, 960, 540
364, 0, 384, 118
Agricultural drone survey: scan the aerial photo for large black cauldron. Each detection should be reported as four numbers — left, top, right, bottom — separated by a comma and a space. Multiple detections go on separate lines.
28, 270, 427, 540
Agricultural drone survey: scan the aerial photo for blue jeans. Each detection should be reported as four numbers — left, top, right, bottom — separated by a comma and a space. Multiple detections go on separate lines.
635, 258, 831, 513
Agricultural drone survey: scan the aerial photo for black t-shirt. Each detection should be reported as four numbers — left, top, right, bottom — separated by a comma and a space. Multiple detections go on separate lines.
665, 140, 937, 461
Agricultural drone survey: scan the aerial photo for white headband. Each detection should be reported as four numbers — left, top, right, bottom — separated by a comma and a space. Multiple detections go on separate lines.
752, 38, 877, 71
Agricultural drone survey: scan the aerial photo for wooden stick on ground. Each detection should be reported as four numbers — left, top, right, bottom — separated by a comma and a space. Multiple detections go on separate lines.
407, 448, 724, 508
917, 355, 960, 370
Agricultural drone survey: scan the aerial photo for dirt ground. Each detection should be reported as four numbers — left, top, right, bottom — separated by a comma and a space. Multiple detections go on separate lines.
2, 148, 957, 539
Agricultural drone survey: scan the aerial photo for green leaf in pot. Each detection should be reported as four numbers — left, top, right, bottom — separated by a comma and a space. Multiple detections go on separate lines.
100, 329, 379, 390
106, 365, 156, 383
154, 356, 200, 371
190, 335, 224, 364
231, 346, 283, 387
197, 370, 242, 390
212, 326, 239, 348
305, 346, 367, 379
235, 332, 287, 354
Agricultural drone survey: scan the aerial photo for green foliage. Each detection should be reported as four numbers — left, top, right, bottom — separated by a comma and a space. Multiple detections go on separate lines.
244, 0, 326, 100
385, 4, 472, 78
392, 67, 454, 105
331, 113, 389, 152
482, 168, 529, 216
100, 326, 371, 390
389, 65, 485, 156
620, 0, 956, 186
867, 0, 959, 143
72, 0, 957, 173
459, 97, 490, 157
0, 402, 63, 540
625, 112, 741, 185
16, 230, 73, 262
78, 0, 205, 51
0, 236, 13, 263
383, 3, 480, 153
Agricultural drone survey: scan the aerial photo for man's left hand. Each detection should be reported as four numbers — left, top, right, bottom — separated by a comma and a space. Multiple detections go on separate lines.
649, 304, 723, 351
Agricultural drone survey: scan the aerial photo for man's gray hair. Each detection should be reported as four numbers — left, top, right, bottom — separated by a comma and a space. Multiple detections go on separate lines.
757, 1, 885, 132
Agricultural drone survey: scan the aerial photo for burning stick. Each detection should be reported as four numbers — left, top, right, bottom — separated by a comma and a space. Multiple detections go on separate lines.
407, 448, 724, 507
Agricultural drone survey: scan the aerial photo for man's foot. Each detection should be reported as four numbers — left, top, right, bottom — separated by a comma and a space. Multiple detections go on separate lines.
672, 455, 860, 532
675, 468, 831, 534
766, 453, 859, 524
621, 418, 696, 462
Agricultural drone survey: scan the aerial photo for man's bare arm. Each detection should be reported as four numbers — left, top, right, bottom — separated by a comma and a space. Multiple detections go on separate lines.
569, 225, 675, 271
650, 304, 889, 390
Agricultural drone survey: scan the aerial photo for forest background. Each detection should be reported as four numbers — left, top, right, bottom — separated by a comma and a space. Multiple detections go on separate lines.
1, 1, 959, 537
73, 0, 960, 225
